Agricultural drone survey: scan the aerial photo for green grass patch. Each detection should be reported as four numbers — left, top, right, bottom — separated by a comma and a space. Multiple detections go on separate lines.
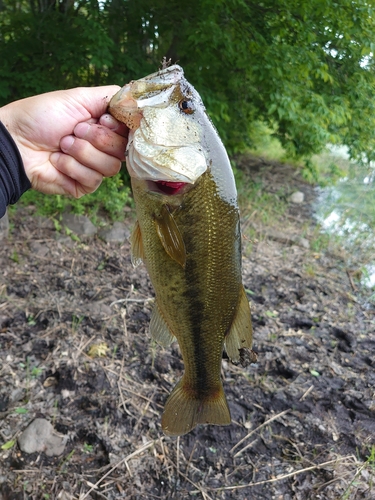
235, 166, 288, 227
247, 122, 350, 186
19, 174, 132, 222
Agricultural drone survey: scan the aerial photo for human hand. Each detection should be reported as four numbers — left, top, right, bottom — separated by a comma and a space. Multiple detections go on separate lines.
0, 86, 128, 198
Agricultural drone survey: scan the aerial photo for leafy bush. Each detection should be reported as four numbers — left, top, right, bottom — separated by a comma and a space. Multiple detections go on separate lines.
20, 171, 132, 222
2, 0, 375, 216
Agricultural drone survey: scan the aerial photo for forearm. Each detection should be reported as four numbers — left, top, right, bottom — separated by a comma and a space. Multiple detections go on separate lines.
0, 121, 31, 217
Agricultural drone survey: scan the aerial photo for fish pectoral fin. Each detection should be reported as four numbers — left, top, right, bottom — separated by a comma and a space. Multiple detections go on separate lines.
150, 301, 176, 347
224, 286, 253, 363
154, 204, 186, 268
161, 379, 231, 436
130, 220, 145, 267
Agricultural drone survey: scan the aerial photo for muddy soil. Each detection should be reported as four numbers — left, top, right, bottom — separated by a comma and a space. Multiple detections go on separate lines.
0, 157, 374, 500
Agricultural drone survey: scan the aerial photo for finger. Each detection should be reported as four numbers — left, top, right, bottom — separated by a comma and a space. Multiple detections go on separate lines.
27, 160, 76, 196
60, 135, 122, 177
67, 85, 121, 119
73, 122, 127, 160
99, 113, 129, 136
50, 151, 104, 196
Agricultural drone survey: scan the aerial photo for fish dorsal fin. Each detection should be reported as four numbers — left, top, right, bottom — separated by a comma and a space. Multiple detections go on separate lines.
130, 220, 145, 267
154, 204, 186, 268
150, 300, 176, 347
224, 286, 253, 363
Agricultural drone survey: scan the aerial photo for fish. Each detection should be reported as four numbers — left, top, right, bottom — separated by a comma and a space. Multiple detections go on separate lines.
109, 65, 253, 436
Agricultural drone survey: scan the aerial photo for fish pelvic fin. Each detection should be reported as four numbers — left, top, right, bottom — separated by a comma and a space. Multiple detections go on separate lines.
130, 220, 145, 267
224, 286, 253, 363
150, 300, 176, 347
161, 379, 231, 436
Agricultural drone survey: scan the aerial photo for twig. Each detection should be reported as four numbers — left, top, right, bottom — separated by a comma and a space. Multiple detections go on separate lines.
185, 439, 198, 476
230, 409, 290, 455
160, 438, 172, 484
299, 384, 314, 401
346, 269, 357, 292
165, 456, 214, 500
74, 334, 97, 361
117, 380, 136, 417
176, 436, 180, 483
110, 297, 153, 307
133, 390, 155, 432
80, 439, 158, 499
189, 455, 356, 493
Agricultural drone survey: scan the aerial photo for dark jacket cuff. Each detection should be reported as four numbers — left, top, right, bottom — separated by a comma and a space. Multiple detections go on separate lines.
0, 121, 31, 217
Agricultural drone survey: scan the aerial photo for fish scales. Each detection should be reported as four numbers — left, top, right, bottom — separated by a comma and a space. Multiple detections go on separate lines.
109, 64, 253, 435
133, 171, 240, 375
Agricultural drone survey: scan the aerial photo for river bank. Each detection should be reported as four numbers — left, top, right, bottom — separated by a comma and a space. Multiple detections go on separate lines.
0, 156, 374, 499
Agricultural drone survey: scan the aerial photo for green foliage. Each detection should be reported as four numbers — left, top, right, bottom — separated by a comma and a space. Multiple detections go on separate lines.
247, 121, 287, 162
82, 442, 94, 453
20, 171, 132, 220
1, 439, 16, 450
235, 163, 288, 228
1, 0, 375, 176
14, 407, 28, 414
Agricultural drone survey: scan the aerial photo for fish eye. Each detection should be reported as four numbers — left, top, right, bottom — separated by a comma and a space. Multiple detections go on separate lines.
179, 99, 195, 114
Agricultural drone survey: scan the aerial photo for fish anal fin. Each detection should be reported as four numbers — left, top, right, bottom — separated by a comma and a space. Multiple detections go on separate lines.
161, 379, 231, 436
225, 286, 253, 363
130, 220, 145, 267
154, 204, 186, 268
150, 301, 176, 347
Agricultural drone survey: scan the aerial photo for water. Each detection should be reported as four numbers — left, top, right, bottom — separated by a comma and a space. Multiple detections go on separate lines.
314, 146, 375, 290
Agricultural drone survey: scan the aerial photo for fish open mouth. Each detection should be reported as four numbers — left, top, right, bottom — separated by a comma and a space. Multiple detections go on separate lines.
148, 180, 189, 196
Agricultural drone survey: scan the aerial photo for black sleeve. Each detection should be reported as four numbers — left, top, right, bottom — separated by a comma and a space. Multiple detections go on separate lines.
0, 121, 31, 218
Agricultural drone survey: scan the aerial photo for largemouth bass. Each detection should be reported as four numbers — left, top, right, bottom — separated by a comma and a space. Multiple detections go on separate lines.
109, 65, 253, 436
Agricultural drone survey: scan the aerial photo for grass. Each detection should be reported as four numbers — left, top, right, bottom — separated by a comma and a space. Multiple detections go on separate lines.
19, 173, 132, 222
340, 446, 375, 499
235, 168, 288, 227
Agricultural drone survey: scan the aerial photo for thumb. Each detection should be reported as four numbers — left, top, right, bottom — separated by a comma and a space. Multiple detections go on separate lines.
67, 85, 122, 119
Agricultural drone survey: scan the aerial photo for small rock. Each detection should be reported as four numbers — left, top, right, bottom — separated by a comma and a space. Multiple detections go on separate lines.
62, 213, 97, 236
57, 491, 74, 500
18, 418, 67, 456
10, 388, 24, 403
0, 210, 9, 240
0, 316, 10, 329
85, 301, 113, 318
34, 216, 56, 230
295, 236, 310, 249
56, 236, 75, 248
29, 241, 50, 257
0, 395, 9, 412
289, 191, 305, 203
98, 221, 130, 242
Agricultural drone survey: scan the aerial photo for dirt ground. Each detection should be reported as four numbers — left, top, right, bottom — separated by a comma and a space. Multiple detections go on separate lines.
0, 157, 374, 500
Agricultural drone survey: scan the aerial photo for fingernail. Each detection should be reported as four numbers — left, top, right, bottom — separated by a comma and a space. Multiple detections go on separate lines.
50, 152, 61, 165
99, 114, 119, 129
74, 122, 90, 138
60, 135, 75, 152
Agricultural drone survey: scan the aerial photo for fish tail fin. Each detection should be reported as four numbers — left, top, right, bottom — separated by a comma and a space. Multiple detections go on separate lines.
161, 378, 231, 436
